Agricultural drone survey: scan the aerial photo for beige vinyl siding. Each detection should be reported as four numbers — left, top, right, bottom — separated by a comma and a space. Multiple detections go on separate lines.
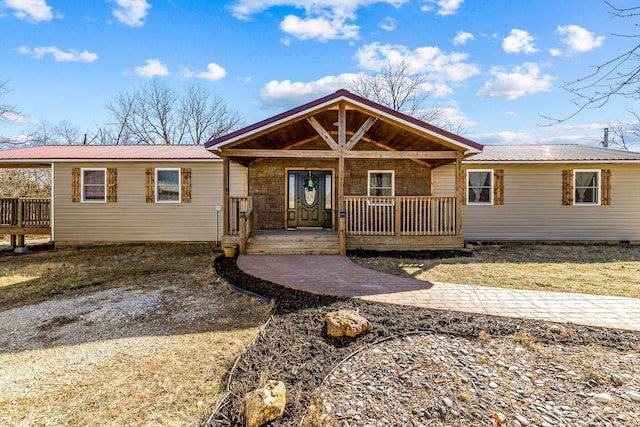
229, 161, 248, 197
54, 161, 244, 243
433, 163, 640, 242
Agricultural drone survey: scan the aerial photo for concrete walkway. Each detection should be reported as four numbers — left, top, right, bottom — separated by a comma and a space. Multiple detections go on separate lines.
237, 254, 640, 332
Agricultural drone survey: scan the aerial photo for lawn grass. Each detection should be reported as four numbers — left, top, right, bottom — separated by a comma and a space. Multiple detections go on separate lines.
0, 243, 210, 310
0, 243, 272, 426
352, 244, 640, 298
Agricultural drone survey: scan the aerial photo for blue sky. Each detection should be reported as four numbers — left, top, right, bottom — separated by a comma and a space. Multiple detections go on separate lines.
1, 0, 638, 147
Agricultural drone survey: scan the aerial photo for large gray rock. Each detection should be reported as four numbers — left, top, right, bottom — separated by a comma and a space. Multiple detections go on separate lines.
325, 310, 372, 338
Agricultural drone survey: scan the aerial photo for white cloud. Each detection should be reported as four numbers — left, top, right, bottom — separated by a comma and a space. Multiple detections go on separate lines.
502, 29, 538, 54
18, 45, 98, 62
433, 105, 474, 126
355, 42, 480, 84
280, 14, 359, 41
436, 0, 463, 15
471, 122, 607, 146
0, 110, 29, 124
133, 59, 169, 77
452, 30, 473, 46
420, 0, 463, 15
2, 0, 53, 23
228, 0, 408, 20
196, 62, 227, 81
556, 24, 604, 53
227, 1, 407, 41
260, 74, 357, 109
379, 16, 396, 31
476, 63, 554, 100
111, 0, 151, 27
549, 47, 562, 57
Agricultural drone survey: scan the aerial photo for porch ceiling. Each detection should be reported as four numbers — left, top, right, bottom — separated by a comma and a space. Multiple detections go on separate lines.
221, 106, 466, 168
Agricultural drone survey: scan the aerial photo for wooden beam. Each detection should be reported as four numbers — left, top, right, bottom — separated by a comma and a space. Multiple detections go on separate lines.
338, 154, 345, 254
345, 117, 377, 151
306, 117, 340, 151
222, 148, 462, 159
222, 156, 229, 236
338, 102, 346, 149
455, 157, 462, 237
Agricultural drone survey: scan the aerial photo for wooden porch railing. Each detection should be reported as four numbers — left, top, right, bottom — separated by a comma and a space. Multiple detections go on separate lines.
0, 198, 51, 228
344, 196, 457, 236
227, 196, 253, 254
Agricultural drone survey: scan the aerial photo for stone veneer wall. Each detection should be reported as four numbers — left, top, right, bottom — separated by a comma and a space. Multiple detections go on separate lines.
344, 159, 431, 196
249, 157, 432, 230
249, 158, 337, 229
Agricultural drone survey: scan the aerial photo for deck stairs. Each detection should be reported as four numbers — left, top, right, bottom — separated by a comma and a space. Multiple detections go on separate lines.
245, 230, 340, 255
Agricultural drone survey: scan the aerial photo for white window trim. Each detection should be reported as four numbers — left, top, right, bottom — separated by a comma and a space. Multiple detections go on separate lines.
467, 169, 494, 205
155, 168, 181, 204
367, 170, 395, 206
81, 168, 106, 203
573, 169, 601, 206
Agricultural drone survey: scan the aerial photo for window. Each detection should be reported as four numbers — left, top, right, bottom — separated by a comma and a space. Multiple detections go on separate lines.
368, 171, 394, 196
467, 170, 493, 204
324, 174, 332, 210
81, 169, 106, 202
156, 168, 181, 202
574, 170, 600, 205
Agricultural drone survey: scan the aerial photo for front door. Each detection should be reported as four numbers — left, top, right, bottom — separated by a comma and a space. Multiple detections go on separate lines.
287, 170, 332, 228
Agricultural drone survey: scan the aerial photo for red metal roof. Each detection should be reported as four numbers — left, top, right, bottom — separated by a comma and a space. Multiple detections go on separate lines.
205, 89, 484, 152
0, 145, 221, 162
465, 144, 640, 162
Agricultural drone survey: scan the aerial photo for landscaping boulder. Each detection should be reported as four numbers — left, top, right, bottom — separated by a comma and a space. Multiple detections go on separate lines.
324, 310, 372, 338
244, 380, 286, 427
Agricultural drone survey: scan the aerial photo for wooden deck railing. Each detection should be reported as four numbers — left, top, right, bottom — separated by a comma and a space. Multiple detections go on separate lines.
345, 196, 457, 236
227, 196, 253, 236
0, 198, 51, 228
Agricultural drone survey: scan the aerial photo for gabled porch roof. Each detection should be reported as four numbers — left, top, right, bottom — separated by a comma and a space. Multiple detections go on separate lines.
205, 89, 482, 168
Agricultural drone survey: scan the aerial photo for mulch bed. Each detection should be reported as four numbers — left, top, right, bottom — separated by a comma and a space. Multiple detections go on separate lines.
207, 255, 640, 427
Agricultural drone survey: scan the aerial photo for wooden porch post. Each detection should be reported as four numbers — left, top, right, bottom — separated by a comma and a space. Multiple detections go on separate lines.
222, 155, 229, 236
455, 157, 463, 237
239, 215, 246, 255
338, 154, 346, 255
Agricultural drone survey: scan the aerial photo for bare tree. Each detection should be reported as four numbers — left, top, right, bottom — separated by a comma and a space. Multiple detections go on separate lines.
54, 120, 82, 144
0, 79, 24, 148
0, 168, 51, 197
544, 2, 640, 124
347, 60, 465, 132
0, 79, 19, 123
606, 109, 640, 149
103, 79, 244, 145
181, 84, 244, 144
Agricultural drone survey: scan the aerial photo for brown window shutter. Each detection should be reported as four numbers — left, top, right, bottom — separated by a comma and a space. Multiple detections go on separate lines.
181, 168, 191, 203
71, 168, 80, 202
107, 168, 117, 203
460, 167, 466, 205
562, 169, 573, 205
145, 168, 155, 203
493, 169, 504, 205
601, 169, 611, 205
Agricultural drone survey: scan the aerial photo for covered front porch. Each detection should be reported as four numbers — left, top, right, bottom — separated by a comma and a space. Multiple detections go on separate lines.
0, 197, 51, 252
207, 89, 482, 255
226, 194, 461, 254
